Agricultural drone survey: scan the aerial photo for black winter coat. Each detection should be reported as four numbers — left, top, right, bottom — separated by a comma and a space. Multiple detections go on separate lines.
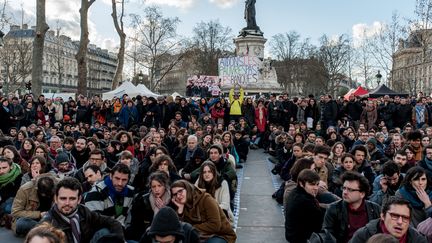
285, 186, 324, 243
43, 204, 124, 243
323, 200, 380, 243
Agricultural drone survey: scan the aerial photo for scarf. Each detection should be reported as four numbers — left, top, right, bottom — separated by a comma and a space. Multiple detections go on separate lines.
54, 205, 81, 243
424, 157, 432, 172
104, 176, 129, 203
380, 220, 407, 243
149, 191, 171, 216
2, 106, 9, 113
399, 186, 432, 209
415, 105, 425, 123
0, 163, 21, 188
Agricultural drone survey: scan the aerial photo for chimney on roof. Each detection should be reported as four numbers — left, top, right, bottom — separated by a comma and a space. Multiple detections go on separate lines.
22, 24, 28, 30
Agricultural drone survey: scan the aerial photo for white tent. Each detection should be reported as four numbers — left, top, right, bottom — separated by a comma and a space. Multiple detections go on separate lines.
171, 92, 182, 98
43, 93, 75, 101
136, 84, 159, 97
102, 81, 140, 100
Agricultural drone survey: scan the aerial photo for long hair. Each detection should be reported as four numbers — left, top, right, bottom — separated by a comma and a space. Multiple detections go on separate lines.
197, 161, 222, 197
171, 179, 195, 208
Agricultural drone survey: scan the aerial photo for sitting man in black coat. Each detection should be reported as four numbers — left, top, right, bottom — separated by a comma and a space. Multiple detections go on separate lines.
285, 169, 325, 243
323, 171, 381, 243
42, 177, 124, 243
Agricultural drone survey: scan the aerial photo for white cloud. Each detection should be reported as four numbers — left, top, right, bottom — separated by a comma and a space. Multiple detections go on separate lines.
144, 0, 197, 10
209, 0, 239, 8
352, 21, 385, 47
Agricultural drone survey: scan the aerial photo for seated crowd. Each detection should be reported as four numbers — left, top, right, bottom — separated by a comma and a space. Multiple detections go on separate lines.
2, 90, 432, 242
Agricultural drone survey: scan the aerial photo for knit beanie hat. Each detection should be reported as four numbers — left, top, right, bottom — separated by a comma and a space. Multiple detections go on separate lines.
147, 207, 184, 238
366, 137, 377, 147
55, 152, 70, 165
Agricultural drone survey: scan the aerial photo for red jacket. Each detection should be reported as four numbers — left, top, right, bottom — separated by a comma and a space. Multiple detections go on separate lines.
254, 107, 267, 133
211, 107, 225, 120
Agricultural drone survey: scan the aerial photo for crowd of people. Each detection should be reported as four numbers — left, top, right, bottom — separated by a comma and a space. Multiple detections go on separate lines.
1, 86, 432, 242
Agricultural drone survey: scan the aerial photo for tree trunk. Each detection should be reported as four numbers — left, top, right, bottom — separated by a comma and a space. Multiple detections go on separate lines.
76, 0, 95, 96
31, 0, 49, 96
111, 0, 126, 90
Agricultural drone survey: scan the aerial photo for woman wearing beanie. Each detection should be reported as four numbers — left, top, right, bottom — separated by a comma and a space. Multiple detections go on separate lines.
171, 180, 236, 243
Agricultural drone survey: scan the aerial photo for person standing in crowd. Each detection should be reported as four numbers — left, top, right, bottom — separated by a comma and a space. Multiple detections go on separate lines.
394, 97, 412, 129
228, 84, 244, 123
378, 95, 396, 130
285, 169, 324, 243
349, 196, 427, 243
321, 94, 338, 130
119, 99, 138, 129
267, 93, 282, 125
323, 171, 381, 243
412, 97, 428, 129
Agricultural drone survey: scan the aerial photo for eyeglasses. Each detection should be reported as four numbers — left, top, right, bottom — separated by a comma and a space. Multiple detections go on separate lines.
387, 212, 410, 223
341, 186, 361, 193
172, 188, 185, 198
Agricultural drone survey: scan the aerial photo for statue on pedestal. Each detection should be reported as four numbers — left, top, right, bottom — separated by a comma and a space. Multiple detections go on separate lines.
240, 0, 263, 37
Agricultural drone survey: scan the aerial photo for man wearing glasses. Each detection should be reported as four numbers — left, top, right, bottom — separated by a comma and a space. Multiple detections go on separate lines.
349, 196, 427, 243
370, 161, 404, 205
323, 171, 381, 243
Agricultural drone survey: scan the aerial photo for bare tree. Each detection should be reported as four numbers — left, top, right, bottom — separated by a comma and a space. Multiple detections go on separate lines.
269, 31, 316, 93
0, 0, 11, 32
31, 0, 49, 96
355, 36, 375, 89
111, 0, 126, 89
1, 38, 32, 93
365, 12, 405, 83
317, 34, 351, 94
191, 20, 233, 75
130, 6, 185, 91
76, 0, 95, 96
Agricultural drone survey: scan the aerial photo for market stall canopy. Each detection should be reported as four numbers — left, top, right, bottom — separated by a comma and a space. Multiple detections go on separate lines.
368, 84, 409, 98
344, 86, 369, 100
171, 92, 182, 98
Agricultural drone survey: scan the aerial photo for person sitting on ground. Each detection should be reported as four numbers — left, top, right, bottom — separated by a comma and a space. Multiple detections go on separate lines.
117, 150, 140, 184
51, 152, 76, 179
25, 222, 66, 243
170, 179, 237, 243
149, 155, 181, 183
323, 171, 381, 243
84, 163, 135, 226
126, 172, 172, 241
42, 177, 124, 243
11, 174, 57, 236
74, 149, 109, 184
233, 130, 249, 164
195, 161, 234, 225
139, 207, 200, 243
370, 161, 404, 206
395, 166, 432, 227
0, 156, 22, 227
82, 164, 103, 194
285, 169, 325, 243
21, 156, 48, 186
349, 196, 427, 243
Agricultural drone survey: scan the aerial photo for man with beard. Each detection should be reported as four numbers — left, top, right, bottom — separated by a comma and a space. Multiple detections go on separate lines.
370, 161, 404, 205
42, 177, 124, 243
350, 196, 427, 243
84, 164, 135, 226
323, 171, 381, 243
71, 137, 90, 169
11, 174, 57, 235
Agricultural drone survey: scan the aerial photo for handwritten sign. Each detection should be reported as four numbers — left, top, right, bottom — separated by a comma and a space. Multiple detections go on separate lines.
218, 56, 261, 87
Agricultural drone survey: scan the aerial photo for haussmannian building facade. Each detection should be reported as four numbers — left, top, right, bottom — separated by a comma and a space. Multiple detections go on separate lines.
391, 29, 432, 95
1, 24, 117, 95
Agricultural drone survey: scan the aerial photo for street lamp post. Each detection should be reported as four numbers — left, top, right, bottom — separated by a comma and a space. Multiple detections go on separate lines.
138, 71, 143, 84
376, 70, 382, 86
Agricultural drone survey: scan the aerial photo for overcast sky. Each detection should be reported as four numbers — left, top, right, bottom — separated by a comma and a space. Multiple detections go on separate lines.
6, 0, 416, 52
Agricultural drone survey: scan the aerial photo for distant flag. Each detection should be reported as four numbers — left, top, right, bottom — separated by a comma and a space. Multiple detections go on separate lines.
246, 44, 249, 56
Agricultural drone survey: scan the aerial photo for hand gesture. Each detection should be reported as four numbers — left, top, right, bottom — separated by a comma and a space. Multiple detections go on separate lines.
155, 197, 165, 209
415, 186, 432, 208
380, 177, 388, 193
171, 197, 184, 214
31, 169, 40, 179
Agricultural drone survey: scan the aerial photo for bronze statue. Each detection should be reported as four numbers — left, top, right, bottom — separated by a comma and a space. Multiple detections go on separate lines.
245, 0, 257, 29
